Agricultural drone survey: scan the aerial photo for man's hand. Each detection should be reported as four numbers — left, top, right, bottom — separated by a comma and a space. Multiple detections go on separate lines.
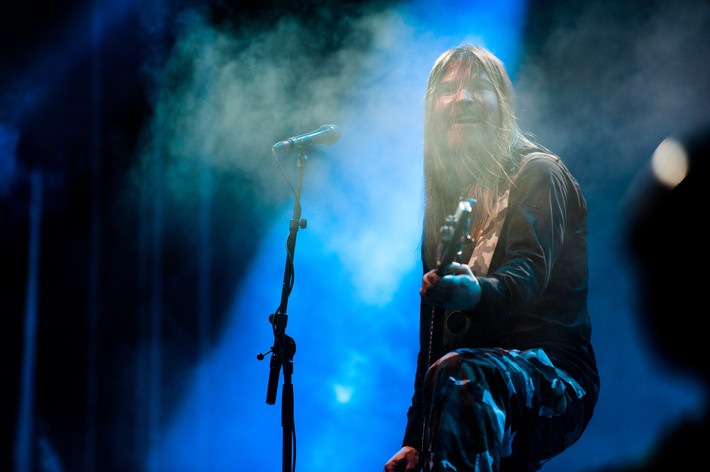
420, 262, 481, 311
384, 446, 421, 472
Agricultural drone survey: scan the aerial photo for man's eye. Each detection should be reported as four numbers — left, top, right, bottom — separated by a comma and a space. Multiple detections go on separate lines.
438, 83, 457, 95
472, 79, 494, 91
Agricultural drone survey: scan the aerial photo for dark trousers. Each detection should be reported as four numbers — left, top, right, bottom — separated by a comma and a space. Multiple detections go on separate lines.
423, 348, 589, 472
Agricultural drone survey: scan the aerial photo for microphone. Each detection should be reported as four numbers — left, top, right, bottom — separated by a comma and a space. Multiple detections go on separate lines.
273, 124, 341, 151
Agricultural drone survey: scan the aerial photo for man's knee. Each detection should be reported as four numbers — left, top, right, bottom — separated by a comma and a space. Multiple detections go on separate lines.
432, 350, 463, 370
424, 350, 466, 387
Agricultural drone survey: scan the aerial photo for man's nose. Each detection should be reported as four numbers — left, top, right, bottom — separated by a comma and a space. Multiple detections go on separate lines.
456, 87, 475, 102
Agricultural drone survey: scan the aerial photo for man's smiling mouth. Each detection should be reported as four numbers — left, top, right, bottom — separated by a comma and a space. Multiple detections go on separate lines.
452, 115, 481, 125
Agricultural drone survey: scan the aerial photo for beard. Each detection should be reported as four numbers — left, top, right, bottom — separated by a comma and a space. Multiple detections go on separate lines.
446, 122, 489, 152
438, 121, 506, 193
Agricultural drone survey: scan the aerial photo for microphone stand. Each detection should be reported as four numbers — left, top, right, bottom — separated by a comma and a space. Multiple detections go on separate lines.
259, 148, 309, 472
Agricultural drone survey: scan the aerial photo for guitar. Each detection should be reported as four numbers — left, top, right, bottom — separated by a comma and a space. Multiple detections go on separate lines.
419, 197, 476, 458
435, 198, 476, 277
427, 197, 477, 366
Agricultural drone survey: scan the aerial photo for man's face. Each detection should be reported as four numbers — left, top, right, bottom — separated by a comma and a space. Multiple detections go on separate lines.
433, 63, 501, 154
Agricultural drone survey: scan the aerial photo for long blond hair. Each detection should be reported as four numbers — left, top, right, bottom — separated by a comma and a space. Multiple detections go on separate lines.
422, 45, 544, 270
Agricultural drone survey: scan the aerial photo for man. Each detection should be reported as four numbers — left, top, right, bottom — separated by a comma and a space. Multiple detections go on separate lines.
384, 45, 599, 472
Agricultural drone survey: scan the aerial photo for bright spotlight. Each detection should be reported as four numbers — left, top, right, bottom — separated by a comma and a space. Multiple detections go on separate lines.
651, 137, 689, 189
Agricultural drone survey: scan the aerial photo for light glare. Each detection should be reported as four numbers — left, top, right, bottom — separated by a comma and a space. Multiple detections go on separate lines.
651, 138, 689, 188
